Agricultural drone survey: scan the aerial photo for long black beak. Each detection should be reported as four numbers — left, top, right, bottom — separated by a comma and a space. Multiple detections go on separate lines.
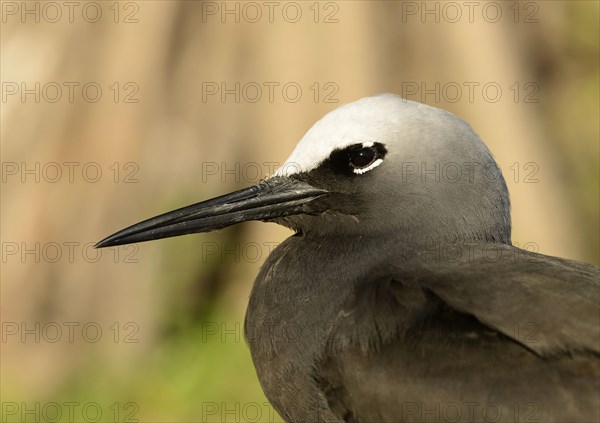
96, 177, 326, 248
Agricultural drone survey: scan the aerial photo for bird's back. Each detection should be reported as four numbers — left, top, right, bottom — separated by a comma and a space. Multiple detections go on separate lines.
318, 243, 600, 422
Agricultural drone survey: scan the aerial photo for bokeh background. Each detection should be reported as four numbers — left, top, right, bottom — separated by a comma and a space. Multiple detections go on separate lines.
1, 1, 599, 422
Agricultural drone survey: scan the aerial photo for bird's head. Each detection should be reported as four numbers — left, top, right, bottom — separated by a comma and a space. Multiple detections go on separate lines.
97, 94, 511, 249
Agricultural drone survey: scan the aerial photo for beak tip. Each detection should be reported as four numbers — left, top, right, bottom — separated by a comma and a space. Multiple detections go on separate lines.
94, 240, 108, 249
95, 236, 119, 249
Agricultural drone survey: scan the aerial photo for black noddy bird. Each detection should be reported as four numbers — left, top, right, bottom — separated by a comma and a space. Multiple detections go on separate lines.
97, 94, 599, 423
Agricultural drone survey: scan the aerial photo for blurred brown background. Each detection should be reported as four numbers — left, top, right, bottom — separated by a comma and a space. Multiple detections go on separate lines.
1, 1, 598, 422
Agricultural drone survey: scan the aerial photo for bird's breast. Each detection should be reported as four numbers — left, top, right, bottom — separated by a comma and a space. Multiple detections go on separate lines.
244, 235, 364, 422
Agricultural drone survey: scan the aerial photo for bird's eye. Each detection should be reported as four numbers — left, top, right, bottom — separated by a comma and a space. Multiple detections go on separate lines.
326, 142, 387, 175
349, 147, 377, 169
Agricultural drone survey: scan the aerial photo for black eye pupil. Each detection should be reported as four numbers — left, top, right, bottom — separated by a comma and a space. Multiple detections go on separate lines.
350, 147, 376, 168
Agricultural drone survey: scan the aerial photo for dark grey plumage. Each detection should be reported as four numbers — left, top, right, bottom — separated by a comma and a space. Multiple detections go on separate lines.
97, 94, 600, 423
246, 236, 599, 422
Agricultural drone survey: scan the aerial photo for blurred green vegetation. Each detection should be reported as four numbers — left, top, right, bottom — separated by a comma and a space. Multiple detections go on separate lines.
4, 309, 282, 422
